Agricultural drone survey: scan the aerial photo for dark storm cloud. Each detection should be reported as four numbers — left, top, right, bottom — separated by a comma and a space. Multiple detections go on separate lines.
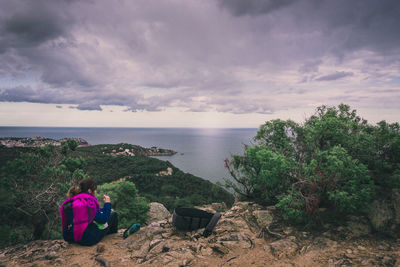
303, 0, 400, 55
315, 71, 354, 81
0, 0, 96, 91
3, 12, 64, 47
220, 0, 400, 55
0, 0, 71, 53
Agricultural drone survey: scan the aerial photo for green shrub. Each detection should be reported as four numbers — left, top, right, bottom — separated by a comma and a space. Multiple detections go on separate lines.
276, 191, 308, 224
188, 194, 205, 205
0, 225, 12, 247
174, 198, 194, 208
97, 181, 150, 228
226, 104, 398, 224
161, 184, 179, 195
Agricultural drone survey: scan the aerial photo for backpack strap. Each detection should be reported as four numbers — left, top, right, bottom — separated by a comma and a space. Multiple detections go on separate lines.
203, 212, 221, 237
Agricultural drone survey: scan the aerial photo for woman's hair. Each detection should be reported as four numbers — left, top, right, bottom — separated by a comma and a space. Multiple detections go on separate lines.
67, 178, 97, 197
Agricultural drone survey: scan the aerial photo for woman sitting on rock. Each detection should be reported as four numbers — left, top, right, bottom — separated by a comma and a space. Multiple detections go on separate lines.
60, 178, 118, 246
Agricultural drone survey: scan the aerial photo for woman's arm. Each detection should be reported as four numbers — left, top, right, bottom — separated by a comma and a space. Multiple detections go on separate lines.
93, 194, 112, 223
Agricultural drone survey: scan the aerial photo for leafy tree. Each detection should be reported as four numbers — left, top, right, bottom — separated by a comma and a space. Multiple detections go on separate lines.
97, 181, 149, 228
277, 145, 374, 222
0, 145, 87, 247
225, 145, 294, 204
188, 193, 205, 205
174, 198, 194, 208
226, 104, 399, 223
61, 139, 78, 155
161, 184, 180, 195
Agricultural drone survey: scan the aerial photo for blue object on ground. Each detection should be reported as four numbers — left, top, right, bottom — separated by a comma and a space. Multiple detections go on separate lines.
123, 223, 140, 239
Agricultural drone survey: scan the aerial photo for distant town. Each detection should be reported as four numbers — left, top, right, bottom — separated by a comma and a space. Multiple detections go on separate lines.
0, 136, 88, 148
0, 137, 177, 157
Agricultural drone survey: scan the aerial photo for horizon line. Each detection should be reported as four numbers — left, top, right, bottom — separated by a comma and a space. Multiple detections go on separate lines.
0, 125, 259, 129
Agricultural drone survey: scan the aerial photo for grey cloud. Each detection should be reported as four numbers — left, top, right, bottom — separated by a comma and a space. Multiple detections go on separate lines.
328, 95, 366, 102
222, 0, 400, 56
184, 94, 275, 114
0, 84, 175, 112
0, 85, 144, 110
298, 60, 323, 73
299, 0, 400, 55
3, 12, 63, 46
39, 55, 95, 87
187, 106, 209, 113
376, 89, 400, 94
0, 0, 90, 89
0, 86, 56, 103
0, 85, 78, 104
0, 1, 71, 53
327, 94, 400, 110
315, 71, 354, 81
215, 104, 274, 114
76, 103, 102, 111
218, 0, 295, 16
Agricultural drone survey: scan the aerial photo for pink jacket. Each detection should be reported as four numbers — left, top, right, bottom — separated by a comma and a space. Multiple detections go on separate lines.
60, 192, 100, 242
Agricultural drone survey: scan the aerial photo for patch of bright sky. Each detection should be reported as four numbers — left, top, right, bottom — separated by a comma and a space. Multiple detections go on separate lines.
0, 102, 398, 128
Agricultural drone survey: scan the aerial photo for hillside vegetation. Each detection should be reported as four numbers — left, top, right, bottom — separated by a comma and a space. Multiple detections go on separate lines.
0, 141, 233, 248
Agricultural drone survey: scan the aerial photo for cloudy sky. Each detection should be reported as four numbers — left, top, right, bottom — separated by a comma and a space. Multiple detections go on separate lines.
0, 0, 399, 127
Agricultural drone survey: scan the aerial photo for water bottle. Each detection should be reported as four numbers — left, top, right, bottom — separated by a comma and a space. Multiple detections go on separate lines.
123, 223, 140, 239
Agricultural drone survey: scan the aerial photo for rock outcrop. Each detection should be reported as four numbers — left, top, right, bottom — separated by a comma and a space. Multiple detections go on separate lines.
146, 202, 171, 224
1, 202, 399, 267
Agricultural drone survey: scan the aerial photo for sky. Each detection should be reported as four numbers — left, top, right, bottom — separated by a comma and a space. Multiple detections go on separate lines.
0, 0, 399, 128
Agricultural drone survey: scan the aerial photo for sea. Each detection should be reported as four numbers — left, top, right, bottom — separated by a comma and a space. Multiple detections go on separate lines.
0, 127, 258, 184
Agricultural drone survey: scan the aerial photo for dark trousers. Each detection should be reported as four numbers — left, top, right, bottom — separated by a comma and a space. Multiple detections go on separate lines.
103, 210, 118, 235
77, 210, 119, 246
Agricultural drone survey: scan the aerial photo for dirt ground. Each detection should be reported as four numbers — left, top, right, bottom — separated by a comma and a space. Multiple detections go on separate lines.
1, 230, 399, 267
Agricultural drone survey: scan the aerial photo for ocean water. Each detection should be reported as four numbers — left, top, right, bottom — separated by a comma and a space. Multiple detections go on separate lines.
0, 127, 258, 184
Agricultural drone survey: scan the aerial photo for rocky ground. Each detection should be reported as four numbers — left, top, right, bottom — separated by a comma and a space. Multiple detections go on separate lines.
1, 202, 399, 267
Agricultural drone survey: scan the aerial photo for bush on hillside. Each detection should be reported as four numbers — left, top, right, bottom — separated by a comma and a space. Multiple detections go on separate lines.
97, 181, 149, 228
226, 104, 399, 223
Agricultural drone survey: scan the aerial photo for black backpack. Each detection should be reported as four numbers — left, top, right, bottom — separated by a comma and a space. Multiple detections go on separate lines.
172, 207, 221, 237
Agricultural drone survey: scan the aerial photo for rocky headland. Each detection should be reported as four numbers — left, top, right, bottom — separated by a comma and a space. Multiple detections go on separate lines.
1, 201, 399, 267
0, 137, 177, 157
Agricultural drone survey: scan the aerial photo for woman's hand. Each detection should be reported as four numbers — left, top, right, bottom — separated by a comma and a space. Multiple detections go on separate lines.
103, 194, 111, 203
